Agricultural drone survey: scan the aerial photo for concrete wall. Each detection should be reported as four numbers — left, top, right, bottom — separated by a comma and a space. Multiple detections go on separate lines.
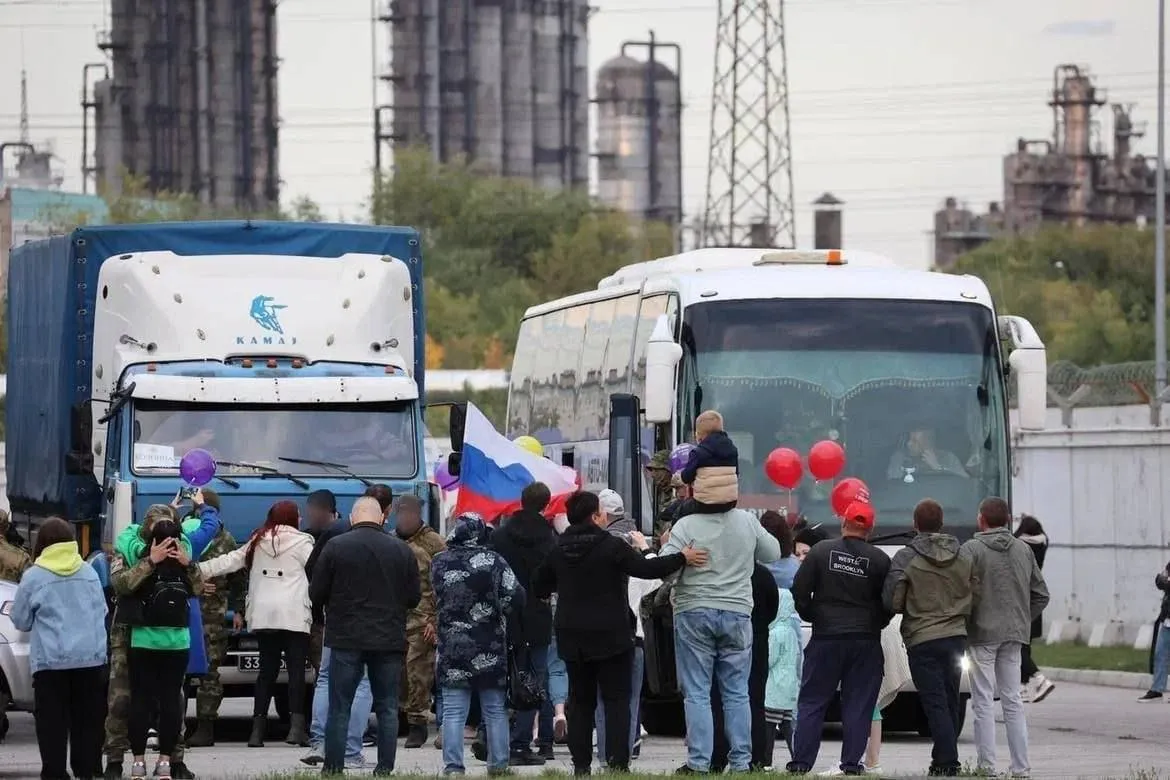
1011, 403, 1170, 648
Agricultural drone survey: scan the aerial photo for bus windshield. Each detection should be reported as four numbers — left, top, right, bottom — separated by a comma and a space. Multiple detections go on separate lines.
679, 298, 1007, 539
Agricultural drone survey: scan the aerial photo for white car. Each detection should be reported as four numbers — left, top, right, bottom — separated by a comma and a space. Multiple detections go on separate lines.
0, 579, 32, 740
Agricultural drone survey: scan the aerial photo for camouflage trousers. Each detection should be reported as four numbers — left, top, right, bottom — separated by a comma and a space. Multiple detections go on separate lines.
194, 622, 228, 720
104, 624, 186, 762
403, 628, 436, 725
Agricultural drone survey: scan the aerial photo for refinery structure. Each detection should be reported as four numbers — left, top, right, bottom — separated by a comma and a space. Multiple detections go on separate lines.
376, 0, 591, 192
593, 36, 684, 235
84, 0, 281, 213
934, 65, 1166, 270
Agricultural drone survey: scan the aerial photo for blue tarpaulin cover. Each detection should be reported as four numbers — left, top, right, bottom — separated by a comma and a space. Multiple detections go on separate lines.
6, 221, 424, 521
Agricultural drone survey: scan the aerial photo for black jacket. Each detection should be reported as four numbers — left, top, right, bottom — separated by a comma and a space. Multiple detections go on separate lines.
1157, 563, 1170, 624
305, 521, 348, 626
309, 523, 421, 652
489, 509, 557, 646
680, 431, 739, 484
792, 536, 892, 639
533, 523, 687, 662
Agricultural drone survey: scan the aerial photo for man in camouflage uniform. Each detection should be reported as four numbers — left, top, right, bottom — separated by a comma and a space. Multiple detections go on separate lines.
104, 504, 203, 780
646, 449, 685, 536
0, 509, 31, 583
394, 494, 446, 749
184, 490, 245, 748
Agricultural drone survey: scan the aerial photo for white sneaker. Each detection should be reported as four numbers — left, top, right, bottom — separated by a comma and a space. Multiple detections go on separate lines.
1030, 674, 1055, 703
344, 755, 366, 770
300, 746, 324, 766
819, 768, 846, 777
864, 765, 884, 776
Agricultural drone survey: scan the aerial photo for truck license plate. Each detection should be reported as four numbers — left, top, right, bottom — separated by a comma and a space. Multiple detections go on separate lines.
236, 654, 287, 672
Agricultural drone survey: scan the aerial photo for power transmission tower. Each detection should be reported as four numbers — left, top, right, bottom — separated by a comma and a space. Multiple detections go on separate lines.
700, 0, 796, 248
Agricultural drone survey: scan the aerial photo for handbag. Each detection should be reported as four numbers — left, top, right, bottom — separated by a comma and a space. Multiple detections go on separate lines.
505, 641, 546, 711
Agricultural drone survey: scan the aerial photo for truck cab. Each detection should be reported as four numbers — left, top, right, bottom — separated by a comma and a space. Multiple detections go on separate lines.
6, 221, 436, 711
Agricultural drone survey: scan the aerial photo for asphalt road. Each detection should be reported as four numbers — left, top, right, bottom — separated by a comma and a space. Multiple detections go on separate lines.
0, 681, 1163, 778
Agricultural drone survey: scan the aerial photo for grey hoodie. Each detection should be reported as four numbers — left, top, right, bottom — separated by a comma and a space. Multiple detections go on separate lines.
960, 527, 1050, 645
883, 533, 976, 648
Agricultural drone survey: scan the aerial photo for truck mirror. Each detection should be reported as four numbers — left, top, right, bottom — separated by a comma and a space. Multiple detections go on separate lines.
644, 315, 681, 424
447, 451, 462, 478
447, 403, 467, 452
608, 393, 643, 526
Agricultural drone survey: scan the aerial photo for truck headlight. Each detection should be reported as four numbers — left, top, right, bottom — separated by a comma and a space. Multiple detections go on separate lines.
959, 654, 971, 672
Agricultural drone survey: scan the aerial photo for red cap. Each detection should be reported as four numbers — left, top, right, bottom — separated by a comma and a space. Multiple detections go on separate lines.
843, 500, 876, 530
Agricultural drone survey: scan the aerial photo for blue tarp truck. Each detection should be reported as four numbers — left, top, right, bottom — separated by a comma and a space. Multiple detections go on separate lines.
5, 220, 438, 713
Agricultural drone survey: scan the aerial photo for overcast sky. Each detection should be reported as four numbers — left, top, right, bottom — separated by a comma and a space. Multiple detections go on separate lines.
0, 0, 1152, 269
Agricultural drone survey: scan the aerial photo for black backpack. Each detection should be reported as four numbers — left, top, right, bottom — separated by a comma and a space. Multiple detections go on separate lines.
140, 563, 192, 628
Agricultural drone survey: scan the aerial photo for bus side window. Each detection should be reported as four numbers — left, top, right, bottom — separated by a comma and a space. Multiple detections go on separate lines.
562, 450, 574, 469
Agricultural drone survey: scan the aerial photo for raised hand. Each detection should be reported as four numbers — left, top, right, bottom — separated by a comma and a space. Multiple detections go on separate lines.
149, 538, 172, 564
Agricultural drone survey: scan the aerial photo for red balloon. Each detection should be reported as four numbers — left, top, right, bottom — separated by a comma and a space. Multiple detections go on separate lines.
808, 439, 846, 481
831, 477, 870, 517
765, 448, 804, 490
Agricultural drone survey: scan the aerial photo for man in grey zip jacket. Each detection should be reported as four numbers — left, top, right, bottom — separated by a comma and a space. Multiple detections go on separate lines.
959, 497, 1049, 779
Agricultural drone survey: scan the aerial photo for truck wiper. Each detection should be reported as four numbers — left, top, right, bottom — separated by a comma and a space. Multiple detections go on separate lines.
278, 456, 373, 487
215, 460, 310, 490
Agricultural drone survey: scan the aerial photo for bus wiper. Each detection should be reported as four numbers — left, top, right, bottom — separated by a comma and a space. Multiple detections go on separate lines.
278, 456, 373, 487
870, 530, 917, 545
216, 460, 310, 490
214, 475, 241, 489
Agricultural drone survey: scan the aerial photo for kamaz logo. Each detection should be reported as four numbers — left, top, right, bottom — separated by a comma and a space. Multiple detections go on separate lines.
238, 295, 297, 345
250, 295, 286, 333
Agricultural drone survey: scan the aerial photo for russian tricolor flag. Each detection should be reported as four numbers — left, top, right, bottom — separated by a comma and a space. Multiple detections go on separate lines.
453, 404, 579, 523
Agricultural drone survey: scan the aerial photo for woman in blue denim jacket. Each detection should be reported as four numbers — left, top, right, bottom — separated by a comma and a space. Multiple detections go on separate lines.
11, 517, 109, 780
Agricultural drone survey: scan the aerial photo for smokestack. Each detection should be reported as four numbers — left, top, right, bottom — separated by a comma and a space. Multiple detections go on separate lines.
813, 192, 844, 249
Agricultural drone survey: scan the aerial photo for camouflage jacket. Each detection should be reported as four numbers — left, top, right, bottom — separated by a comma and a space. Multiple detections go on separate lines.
405, 526, 446, 633
0, 539, 31, 584
197, 527, 246, 622
109, 547, 205, 617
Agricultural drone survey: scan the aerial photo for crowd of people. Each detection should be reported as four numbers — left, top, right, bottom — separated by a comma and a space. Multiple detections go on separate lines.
0, 408, 1060, 779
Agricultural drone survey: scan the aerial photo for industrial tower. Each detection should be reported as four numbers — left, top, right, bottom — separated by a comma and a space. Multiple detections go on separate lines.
700, 0, 796, 248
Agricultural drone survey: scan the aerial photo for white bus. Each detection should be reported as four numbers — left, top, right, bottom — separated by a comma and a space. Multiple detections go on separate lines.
503, 247, 1048, 734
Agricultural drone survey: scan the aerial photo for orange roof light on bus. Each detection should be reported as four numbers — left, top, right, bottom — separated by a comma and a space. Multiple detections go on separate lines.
754, 250, 848, 267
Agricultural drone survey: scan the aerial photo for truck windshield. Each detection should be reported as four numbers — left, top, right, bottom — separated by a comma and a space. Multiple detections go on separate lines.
131, 401, 418, 479
680, 298, 1007, 539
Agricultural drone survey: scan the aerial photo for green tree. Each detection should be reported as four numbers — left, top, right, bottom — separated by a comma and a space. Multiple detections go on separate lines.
951, 225, 1164, 367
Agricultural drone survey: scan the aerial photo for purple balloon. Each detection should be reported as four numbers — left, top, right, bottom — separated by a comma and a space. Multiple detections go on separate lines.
179, 448, 217, 487
435, 460, 459, 491
668, 443, 697, 473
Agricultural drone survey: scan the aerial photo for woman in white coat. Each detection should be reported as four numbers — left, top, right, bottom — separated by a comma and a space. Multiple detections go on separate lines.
199, 499, 315, 748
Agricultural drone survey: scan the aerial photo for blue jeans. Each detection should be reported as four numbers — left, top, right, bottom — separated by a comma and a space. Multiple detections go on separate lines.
510, 644, 549, 753
442, 685, 509, 773
324, 649, 402, 775
595, 644, 644, 761
538, 637, 567, 747
674, 608, 753, 772
310, 645, 372, 760
1154, 624, 1170, 692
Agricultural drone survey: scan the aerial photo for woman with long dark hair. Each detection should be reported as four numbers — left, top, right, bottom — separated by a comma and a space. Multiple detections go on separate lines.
1014, 514, 1053, 702
199, 500, 315, 747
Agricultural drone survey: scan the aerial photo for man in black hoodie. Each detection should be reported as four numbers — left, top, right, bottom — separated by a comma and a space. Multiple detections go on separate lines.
488, 482, 558, 766
788, 500, 891, 776
533, 491, 707, 775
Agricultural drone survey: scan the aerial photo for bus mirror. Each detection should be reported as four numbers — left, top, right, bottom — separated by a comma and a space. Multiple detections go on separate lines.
608, 394, 644, 526
644, 315, 681, 424
999, 315, 1047, 431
